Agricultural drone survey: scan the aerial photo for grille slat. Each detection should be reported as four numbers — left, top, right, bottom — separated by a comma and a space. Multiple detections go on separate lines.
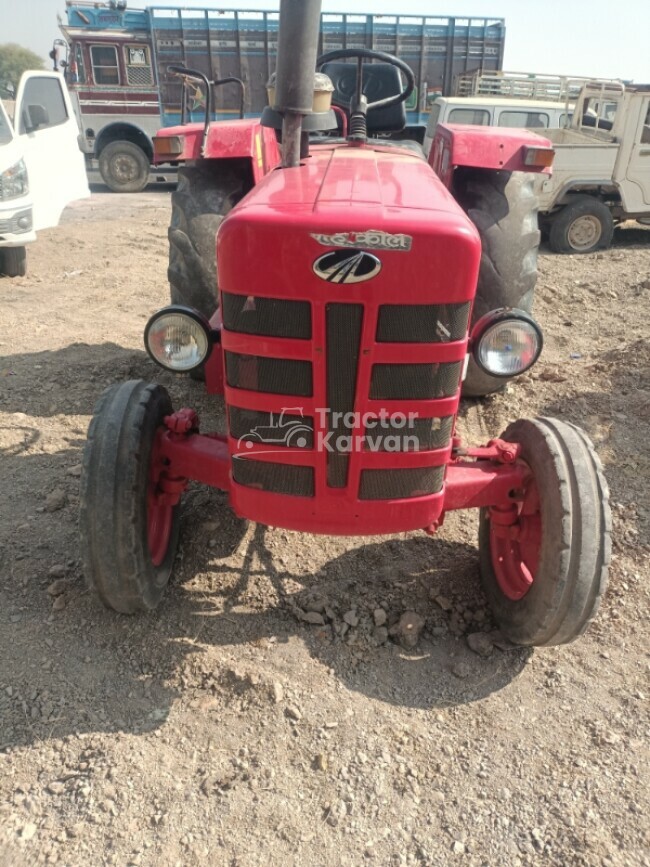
326, 303, 364, 488
222, 293, 312, 339
225, 352, 312, 397
359, 466, 445, 500
229, 407, 313, 448
370, 362, 462, 400
233, 458, 314, 497
364, 416, 454, 452
376, 302, 470, 343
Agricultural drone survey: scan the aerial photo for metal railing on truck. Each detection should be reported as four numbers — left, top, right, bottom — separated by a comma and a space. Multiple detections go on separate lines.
148, 7, 506, 127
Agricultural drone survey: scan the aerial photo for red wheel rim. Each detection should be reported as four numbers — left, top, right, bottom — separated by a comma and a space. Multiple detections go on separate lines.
147, 431, 173, 567
489, 477, 542, 601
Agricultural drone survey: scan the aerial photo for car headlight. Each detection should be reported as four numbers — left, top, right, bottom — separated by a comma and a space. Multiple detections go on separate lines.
144, 306, 212, 372
0, 159, 29, 201
472, 309, 543, 377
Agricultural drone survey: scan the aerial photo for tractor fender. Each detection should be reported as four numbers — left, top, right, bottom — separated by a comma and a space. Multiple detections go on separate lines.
153, 120, 280, 183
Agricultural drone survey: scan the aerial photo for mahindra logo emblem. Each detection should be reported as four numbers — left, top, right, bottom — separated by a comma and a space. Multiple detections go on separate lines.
313, 249, 381, 284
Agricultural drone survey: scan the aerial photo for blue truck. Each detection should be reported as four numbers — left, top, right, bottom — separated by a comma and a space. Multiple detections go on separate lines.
58, 0, 506, 191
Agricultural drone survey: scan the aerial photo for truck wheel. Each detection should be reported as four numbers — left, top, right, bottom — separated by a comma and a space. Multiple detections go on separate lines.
548, 195, 614, 254
98, 141, 150, 193
478, 417, 611, 646
168, 164, 249, 318
0, 246, 27, 277
80, 380, 180, 613
454, 170, 540, 397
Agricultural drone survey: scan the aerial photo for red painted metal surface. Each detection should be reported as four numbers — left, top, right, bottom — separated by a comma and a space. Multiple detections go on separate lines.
429, 123, 554, 188
147, 430, 176, 566
210, 143, 481, 535
488, 475, 542, 600
153, 120, 280, 182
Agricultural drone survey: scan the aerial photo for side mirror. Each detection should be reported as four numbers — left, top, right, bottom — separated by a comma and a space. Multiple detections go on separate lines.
24, 104, 50, 133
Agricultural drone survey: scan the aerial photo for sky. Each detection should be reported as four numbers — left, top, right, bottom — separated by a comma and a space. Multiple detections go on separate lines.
1, 0, 649, 83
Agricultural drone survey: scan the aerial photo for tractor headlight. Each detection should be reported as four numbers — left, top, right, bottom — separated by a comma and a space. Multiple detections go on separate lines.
144, 306, 212, 372
0, 159, 29, 201
472, 309, 543, 377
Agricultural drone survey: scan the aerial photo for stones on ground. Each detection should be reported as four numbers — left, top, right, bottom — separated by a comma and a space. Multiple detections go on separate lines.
20, 822, 38, 841
390, 611, 425, 649
373, 608, 387, 627
373, 626, 389, 645
44, 488, 67, 513
452, 841, 466, 854
48, 565, 66, 579
343, 610, 359, 627
52, 595, 66, 611
46, 780, 65, 795
271, 682, 284, 704
285, 705, 302, 722
451, 661, 472, 679
66, 464, 82, 477
466, 632, 494, 658
434, 595, 453, 611
300, 610, 326, 626
314, 753, 328, 772
47, 579, 68, 597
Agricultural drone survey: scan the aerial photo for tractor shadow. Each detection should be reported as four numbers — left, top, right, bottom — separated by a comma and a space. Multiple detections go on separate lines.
1, 340, 530, 753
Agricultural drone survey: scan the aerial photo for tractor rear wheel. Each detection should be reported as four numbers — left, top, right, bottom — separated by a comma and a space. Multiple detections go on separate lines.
99, 141, 150, 193
454, 169, 540, 397
80, 380, 180, 613
168, 163, 250, 318
0, 246, 27, 277
478, 417, 611, 646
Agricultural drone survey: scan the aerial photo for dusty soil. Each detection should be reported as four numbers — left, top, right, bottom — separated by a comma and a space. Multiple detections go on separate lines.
0, 188, 649, 867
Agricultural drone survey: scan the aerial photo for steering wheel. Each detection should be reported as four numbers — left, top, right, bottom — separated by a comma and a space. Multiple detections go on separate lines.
317, 48, 415, 114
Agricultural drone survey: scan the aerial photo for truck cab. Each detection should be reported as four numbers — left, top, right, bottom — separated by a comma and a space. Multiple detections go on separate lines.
537, 81, 650, 252
0, 71, 89, 276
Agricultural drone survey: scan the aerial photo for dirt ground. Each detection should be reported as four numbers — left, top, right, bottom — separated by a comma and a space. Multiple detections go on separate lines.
0, 188, 649, 867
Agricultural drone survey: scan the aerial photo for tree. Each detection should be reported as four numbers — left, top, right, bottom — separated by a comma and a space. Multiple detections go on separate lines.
0, 44, 45, 95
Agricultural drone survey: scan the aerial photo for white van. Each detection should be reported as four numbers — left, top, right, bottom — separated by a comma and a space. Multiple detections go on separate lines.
0, 71, 89, 276
423, 97, 572, 157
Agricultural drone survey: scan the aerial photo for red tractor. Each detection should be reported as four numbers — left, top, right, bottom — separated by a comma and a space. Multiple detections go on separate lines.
80, 0, 610, 647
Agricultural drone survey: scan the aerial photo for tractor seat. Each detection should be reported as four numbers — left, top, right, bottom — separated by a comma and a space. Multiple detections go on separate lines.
321, 61, 407, 134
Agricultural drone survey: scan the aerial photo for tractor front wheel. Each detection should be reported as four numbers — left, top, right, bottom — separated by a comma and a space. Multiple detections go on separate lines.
478, 417, 611, 646
80, 380, 180, 613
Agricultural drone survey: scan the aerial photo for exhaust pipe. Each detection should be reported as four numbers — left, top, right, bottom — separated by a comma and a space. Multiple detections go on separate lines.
274, 0, 323, 167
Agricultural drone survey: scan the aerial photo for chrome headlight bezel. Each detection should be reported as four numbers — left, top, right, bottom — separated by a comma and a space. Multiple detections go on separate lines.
144, 305, 213, 373
471, 308, 543, 378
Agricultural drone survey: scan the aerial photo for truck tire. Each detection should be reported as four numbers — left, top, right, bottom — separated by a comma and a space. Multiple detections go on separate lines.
547, 195, 614, 254
98, 141, 150, 193
80, 380, 180, 613
168, 164, 250, 318
454, 169, 540, 397
0, 246, 27, 277
478, 417, 610, 646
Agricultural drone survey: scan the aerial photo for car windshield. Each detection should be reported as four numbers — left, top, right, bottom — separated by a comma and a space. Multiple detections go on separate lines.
0, 100, 14, 144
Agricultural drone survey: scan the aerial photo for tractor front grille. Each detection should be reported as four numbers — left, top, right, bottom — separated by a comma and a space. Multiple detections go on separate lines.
232, 458, 315, 497
359, 466, 445, 500
370, 362, 462, 400
364, 415, 454, 452
222, 292, 312, 339
376, 302, 470, 343
224, 293, 468, 502
225, 352, 312, 396
326, 302, 364, 488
